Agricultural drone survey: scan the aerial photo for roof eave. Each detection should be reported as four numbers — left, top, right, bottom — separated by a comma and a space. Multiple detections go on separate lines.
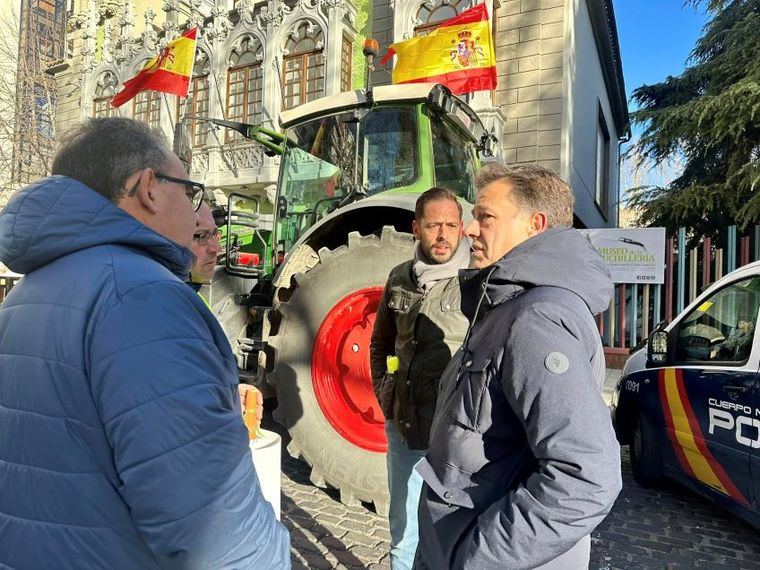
587, 0, 630, 137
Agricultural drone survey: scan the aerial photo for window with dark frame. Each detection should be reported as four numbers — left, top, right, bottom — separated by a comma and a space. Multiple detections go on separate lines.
414, 1, 464, 36
92, 72, 118, 118
178, 52, 211, 148
340, 34, 352, 92
595, 104, 611, 217
282, 22, 325, 110
226, 37, 263, 143
133, 90, 162, 130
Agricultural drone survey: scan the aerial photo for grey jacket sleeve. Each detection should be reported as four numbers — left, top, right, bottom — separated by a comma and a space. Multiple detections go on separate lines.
370, 280, 396, 401
455, 302, 622, 569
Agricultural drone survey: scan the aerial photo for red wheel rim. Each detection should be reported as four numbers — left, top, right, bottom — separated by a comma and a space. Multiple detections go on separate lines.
312, 287, 388, 453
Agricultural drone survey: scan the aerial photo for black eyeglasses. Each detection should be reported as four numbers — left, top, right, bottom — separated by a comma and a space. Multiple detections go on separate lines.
193, 229, 222, 246
155, 173, 205, 211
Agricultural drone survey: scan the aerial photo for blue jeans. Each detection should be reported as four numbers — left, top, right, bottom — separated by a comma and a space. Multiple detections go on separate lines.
385, 421, 426, 570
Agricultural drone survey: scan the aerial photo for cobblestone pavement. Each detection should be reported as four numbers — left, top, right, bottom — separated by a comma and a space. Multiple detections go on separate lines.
263, 406, 760, 569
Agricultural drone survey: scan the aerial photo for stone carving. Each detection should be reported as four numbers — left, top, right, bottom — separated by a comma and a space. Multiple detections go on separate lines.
142, 9, 158, 51
205, 5, 230, 41
188, 0, 205, 31
98, 0, 121, 20
258, 1, 292, 30
222, 144, 265, 171
237, 0, 258, 20
191, 150, 209, 174
227, 35, 264, 67
102, 19, 113, 63
162, 0, 178, 14
68, 11, 88, 32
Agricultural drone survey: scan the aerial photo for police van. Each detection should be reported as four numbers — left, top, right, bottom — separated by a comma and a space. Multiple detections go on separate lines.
613, 261, 760, 528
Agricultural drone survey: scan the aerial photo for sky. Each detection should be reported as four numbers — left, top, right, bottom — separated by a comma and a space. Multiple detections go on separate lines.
613, 0, 711, 189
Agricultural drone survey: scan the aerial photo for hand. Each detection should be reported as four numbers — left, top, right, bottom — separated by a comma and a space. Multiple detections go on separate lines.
238, 384, 264, 440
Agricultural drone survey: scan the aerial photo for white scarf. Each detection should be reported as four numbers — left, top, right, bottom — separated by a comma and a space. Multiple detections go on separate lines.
412, 237, 471, 292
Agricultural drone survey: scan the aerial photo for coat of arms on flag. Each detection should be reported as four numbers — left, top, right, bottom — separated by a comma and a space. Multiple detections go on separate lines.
111, 27, 198, 108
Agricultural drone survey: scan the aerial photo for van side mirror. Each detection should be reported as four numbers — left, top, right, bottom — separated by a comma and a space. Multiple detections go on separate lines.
647, 329, 669, 365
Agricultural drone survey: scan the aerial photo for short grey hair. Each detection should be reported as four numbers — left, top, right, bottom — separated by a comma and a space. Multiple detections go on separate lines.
51, 117, 171, 203
475, 163, 574, 228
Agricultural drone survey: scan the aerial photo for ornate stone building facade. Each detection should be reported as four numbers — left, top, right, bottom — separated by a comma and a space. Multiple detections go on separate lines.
53, 0, 627, 228
52, 0, 359, 212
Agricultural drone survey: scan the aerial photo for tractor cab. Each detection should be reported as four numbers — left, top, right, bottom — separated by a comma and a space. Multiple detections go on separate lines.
275, 83, 491, 254
225, 83, 493, 277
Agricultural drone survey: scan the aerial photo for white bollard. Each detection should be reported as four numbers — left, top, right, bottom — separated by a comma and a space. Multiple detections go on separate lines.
249, 428, 282, 519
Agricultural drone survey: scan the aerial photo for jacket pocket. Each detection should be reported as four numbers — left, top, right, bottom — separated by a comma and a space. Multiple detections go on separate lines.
388, 289, 414, 313
439, 287, 461, 313
446, 356, 492, 432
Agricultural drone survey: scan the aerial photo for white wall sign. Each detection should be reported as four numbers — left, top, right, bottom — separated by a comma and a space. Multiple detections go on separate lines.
580, 228, 666, 284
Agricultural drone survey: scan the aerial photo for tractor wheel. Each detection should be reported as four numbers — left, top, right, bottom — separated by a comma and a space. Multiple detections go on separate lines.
630, 414, 664, 487
267, 227, 414, 515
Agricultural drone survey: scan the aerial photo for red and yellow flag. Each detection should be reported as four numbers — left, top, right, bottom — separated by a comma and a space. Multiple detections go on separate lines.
111, 27, 198, 108
380, 4, 496, 95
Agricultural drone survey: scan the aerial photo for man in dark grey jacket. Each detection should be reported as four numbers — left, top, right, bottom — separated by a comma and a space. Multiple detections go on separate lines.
414, 164, 622, 569
371, 187, 471, 569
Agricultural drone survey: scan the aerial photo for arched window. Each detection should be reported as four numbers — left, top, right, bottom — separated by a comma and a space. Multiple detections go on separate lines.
183, 51, 211, 147
282, 22, 324, 110
92, 72, 117, 117
414, 1, 468, 36
226, 37, 263, 143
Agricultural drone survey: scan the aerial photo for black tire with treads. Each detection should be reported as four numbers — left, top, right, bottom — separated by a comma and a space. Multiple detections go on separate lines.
267, 227, 414, 515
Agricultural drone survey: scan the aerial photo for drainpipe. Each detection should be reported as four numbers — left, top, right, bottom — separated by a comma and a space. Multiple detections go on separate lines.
616, 128, 632, 227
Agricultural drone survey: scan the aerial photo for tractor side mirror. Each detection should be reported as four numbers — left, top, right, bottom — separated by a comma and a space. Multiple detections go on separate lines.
647, 323, 669, 366
277, 196, 288, 220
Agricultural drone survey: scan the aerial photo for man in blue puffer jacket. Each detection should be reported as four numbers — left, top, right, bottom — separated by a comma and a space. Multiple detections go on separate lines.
0, 118, 290, 569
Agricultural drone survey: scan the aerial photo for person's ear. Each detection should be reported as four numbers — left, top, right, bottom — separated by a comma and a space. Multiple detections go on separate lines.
412, 219, 421, 240
528, 211, 548, 235
131, 168, 159, 215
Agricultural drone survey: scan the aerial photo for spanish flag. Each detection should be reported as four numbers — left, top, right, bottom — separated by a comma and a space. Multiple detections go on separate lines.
380, 4, 496, 95
111, 27, 198, 108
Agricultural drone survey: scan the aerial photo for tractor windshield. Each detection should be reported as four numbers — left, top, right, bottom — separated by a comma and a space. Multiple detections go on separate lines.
278, 107, 417, 248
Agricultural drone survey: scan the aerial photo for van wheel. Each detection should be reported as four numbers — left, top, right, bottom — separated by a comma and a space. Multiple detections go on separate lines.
630, 414, 664, 487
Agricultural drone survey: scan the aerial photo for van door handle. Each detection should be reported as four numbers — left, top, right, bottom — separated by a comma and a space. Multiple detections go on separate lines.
723, 385, 748, 394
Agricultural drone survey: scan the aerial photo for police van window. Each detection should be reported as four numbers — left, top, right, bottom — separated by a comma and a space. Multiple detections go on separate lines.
675, 276, 760, 364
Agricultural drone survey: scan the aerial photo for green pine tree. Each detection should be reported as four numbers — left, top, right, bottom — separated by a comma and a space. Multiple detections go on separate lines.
626, 0, 760, 241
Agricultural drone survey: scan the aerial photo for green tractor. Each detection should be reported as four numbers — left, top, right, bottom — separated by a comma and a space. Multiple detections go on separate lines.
203, 81, 496, 514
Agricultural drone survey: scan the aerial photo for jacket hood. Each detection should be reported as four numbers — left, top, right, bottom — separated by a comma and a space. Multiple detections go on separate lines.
0, 175, 193, 278
460, 227, 612, 319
